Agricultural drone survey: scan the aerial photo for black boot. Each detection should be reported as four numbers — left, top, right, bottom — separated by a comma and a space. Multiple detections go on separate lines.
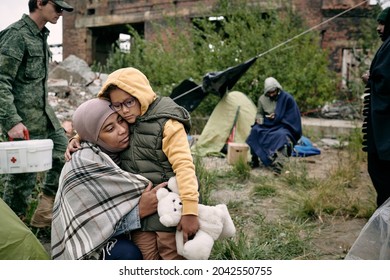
270, 161, 283, 175
250, 155, 260, 168
269, 152, 283, 175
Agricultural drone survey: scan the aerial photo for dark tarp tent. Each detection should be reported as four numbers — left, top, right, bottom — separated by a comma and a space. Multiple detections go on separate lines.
170, 57, 258, 112
170, 79, 207, 113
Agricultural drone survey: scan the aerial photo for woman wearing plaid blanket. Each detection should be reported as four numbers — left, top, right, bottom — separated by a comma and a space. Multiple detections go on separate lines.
66, 68, 200, 260
51, 98, 166, 260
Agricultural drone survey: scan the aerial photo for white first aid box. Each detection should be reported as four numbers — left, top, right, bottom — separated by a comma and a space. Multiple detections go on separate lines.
0, 139, 54, 174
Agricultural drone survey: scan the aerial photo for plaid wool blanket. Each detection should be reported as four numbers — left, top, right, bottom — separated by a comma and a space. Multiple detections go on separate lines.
51, 144, 149, 260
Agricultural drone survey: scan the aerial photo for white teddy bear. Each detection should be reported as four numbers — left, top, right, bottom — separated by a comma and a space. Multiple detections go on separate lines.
156, 176, 236, 260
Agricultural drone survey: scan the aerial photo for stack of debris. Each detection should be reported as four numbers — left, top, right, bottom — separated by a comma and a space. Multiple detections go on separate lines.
2, 54, 364, 139
47, 55, 109, 137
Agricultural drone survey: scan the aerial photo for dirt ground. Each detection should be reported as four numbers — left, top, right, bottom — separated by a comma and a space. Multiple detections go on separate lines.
37, 142, 373, 259
299, 146, 374, 259
202, 143, 375, 260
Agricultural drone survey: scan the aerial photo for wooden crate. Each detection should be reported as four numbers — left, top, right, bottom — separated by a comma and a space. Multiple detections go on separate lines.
227, 143, 249, 165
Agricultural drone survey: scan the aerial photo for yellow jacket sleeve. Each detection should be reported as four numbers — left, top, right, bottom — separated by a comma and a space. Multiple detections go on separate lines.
162, 119, 199, 216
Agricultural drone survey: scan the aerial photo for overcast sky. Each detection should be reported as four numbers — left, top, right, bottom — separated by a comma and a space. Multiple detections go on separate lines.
377, 0, 390, 7
0, 0, 62, 45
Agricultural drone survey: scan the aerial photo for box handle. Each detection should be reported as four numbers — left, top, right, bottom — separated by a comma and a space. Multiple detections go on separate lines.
8, 129, 30, 141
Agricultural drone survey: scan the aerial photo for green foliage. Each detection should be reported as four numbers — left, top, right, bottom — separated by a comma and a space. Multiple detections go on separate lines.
92, 0, 350, 116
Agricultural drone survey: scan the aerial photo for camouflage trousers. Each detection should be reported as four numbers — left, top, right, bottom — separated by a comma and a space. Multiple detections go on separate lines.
2, 127, 68, 217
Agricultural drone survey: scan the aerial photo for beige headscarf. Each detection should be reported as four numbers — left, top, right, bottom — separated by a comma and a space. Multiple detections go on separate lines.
72, 98, 125, 154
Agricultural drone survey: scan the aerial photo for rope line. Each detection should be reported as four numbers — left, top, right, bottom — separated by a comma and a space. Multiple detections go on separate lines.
256, 0, 369, 58
172, 0, 370, 102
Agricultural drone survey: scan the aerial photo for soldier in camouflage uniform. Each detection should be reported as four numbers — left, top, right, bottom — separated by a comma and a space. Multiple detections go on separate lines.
0, 0, 73, 227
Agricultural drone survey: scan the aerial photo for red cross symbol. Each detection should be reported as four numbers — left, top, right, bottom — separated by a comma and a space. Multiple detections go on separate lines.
10, 157, 17, 164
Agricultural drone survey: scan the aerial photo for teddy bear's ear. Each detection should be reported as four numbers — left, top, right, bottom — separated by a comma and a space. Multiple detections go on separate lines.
156, 187, 169, 200
167, 176, 179, 193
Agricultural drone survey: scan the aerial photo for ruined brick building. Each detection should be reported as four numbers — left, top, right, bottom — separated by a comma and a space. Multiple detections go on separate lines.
62, 0, 375, 86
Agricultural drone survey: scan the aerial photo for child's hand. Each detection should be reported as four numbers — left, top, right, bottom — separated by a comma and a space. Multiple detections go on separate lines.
177, 215, 199, 243
65, 136, 81, 161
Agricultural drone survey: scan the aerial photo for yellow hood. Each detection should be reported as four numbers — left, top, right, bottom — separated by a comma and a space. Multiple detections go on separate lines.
97, 67, 157, 116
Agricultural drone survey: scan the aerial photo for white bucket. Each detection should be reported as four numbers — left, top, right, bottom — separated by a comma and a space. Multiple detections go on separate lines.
0, 139, 54, 174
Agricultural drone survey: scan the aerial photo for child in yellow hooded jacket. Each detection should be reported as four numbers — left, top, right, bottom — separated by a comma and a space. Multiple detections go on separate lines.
67, 67, 199, 260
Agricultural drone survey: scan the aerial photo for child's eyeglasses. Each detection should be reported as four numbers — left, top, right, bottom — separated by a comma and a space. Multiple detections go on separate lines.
109, 98, 137, 111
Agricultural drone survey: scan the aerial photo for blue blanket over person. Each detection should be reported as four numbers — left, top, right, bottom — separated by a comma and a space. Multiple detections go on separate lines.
247, 90, 302, 166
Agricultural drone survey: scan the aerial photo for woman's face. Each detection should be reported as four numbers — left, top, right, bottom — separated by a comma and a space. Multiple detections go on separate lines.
109, 88, 141, 124
98, 113, 129, 150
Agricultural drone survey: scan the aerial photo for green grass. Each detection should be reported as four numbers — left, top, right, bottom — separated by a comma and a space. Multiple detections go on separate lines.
0, 129, 377, 260
211, 214, 315, 260
203, 130, 376, 260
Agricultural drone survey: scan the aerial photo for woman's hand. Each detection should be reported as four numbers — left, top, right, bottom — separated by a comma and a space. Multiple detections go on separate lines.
138, 181, 168, 218
65, 136, 81, 161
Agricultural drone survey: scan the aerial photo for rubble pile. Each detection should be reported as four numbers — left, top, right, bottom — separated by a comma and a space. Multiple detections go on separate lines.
48, 55, 108, 137
44, 54, 365, 138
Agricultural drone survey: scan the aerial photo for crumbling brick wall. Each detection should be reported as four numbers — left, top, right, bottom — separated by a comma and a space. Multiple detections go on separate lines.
62, 0, 372, 75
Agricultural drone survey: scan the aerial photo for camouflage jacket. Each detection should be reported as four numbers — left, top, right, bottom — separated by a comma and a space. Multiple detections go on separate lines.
0, 14, 62, 135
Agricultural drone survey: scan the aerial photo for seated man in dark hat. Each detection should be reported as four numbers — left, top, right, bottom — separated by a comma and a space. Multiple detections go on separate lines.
246, 77, 302, 174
